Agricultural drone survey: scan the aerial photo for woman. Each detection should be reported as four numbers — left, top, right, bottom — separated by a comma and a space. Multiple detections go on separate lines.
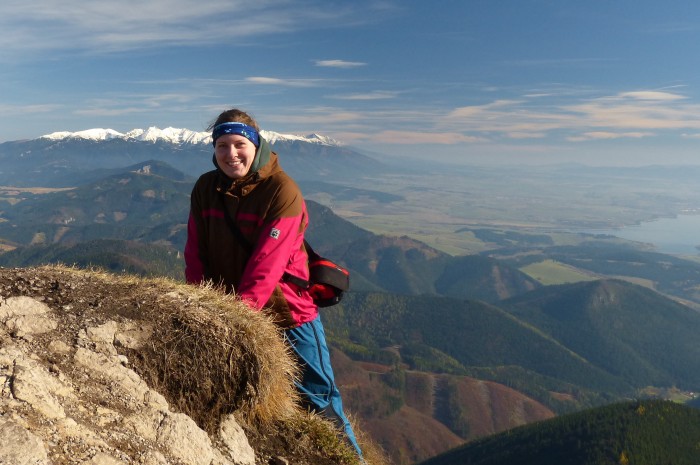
184, 108, 363, 459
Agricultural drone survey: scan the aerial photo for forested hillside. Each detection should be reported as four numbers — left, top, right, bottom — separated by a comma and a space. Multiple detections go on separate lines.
324, 278, 700, 411
418, 400, 700, 465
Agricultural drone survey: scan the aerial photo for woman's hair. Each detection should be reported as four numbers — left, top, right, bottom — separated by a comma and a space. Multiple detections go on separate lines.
208, 109, 259, 131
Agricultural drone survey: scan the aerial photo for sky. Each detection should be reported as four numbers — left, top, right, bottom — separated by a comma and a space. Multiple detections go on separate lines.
2, 0, 700, 166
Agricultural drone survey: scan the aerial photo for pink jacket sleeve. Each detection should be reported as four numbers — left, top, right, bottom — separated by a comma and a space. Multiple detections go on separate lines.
236, 214, 303, 309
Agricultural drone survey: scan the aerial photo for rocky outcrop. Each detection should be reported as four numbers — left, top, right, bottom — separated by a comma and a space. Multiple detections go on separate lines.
0, 266, 358, 465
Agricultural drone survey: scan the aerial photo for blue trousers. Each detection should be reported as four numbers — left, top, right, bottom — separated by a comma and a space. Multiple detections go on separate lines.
285, 315, 363, 459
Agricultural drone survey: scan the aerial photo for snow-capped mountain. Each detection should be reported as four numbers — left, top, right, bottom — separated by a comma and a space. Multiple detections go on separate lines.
40, 127, 343, 147
1, 125, 383, 188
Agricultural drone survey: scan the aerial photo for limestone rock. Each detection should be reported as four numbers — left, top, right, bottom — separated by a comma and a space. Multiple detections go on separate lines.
0, 266, 348, 465
0, 416, 49, 465
0, 275, 258, 465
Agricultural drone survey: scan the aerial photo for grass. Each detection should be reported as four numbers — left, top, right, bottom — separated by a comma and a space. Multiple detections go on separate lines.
519, 259, 600, 285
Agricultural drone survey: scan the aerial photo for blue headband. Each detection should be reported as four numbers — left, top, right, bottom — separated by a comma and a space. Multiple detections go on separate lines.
212, 122, 260, 147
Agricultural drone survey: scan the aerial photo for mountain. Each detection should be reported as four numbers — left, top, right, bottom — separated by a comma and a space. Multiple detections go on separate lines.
6, 133, 700, 463
320, 233, 540, 299
325, 278, 700, 410
330, 350, 555, 465
323, 278, 700, 463
0, 238, 183, 279
0, 160, 191, 248
5, 163, 700, 399
39, 126, 343, 146
0, 162, 539, 303
501, 279, 700, 389
502, 241, 700, 305
0, 127, 386, 187
417, 400, 700, 465
324, 291, 629, 398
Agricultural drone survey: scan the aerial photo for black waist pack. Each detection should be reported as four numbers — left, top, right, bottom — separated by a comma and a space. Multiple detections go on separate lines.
283, 241, 350, 308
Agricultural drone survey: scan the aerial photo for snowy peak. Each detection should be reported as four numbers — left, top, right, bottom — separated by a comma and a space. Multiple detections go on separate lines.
124, 127, 209, 144
40, 127, 342, 147
260, 131, 341, 146
42, 128, 125, 142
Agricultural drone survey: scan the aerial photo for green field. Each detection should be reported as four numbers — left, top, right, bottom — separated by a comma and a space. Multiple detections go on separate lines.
519, 259, 599, 285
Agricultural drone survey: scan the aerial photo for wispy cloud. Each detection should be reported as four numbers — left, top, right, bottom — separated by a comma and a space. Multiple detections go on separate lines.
371, 131, 484, 145
563, 91, 700, 131
0, 103, 60, 114
74, 106, 151, 117
506, 132, 547, 139
567, 131, 654, 142
71, 92, 198, 116
330, 91, 398, 100
0, 0, 384, 56
618, 91, 686, 101
315, 60, 367, 68
437, 90, 700, 143
264, 109, 364, 126
245, 77, 323, 88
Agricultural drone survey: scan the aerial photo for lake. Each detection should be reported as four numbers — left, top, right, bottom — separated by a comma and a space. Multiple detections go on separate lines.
587, 214, 700, 256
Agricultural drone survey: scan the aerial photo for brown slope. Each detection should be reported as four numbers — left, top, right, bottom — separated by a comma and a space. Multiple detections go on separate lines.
331, 350, 555, 464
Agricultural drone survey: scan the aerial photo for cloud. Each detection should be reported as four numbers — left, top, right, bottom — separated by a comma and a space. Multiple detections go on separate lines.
567, 131, 654, 142
371, 131, 484, 145
330, 91, 398, 100
0, 103, 60, 114
74, 106, 151, 117
315, 60, 367, 68
0, 0, 384, 56
443, 99, 574, 136
563, 93, 700, 130
447, 100, 524, 119
506, 132, 547, 139
264, 109, 364, 126
617, 91, 686, 101
245, 77, 322, 88
439, 90, 700, 142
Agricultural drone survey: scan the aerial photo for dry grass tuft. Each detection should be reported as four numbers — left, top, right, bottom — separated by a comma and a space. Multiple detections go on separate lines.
130, 280, 300, 431
33, 265, 300, 431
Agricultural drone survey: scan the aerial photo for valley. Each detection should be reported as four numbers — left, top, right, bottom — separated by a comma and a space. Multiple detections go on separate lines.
3, 133, 700, 464
306, 163, 700, 257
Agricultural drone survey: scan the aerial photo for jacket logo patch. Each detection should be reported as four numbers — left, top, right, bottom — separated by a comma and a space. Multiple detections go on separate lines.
269, 228, 281, 239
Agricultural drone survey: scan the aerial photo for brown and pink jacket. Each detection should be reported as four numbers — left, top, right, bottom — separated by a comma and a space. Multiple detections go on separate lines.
184, 142, 316, 328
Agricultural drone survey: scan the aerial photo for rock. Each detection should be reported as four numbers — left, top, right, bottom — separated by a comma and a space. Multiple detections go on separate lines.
0, 295, 57, 338
219, 414, 256, 465
0, 266, 348, 465
10, 352, 72, 419
0, 416, 49, 465
0, 292, 250, 465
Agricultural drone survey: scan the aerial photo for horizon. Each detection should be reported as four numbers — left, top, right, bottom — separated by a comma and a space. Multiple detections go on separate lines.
2, 1, 700, 166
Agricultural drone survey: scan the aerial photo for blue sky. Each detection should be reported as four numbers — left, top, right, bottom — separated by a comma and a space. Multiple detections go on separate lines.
2, 0, 700, 165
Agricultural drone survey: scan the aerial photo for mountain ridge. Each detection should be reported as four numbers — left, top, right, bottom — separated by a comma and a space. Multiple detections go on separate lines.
0, 130, 382, 187
39, 126, 343, 147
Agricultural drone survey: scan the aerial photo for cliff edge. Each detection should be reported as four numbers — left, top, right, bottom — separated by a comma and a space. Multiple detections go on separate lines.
0, 265, 367, 465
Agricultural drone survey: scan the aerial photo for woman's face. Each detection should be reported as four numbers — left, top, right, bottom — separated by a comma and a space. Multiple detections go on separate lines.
214, 133, 257, 179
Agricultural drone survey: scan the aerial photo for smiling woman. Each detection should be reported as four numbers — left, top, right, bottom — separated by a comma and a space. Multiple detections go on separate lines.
212, 125, 259, 179
184, 108, 365, 460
